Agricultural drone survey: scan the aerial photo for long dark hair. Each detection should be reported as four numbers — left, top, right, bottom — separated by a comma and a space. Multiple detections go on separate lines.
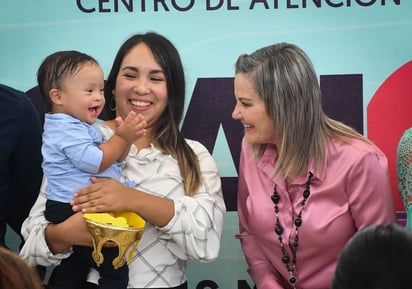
104, 32, 201, 196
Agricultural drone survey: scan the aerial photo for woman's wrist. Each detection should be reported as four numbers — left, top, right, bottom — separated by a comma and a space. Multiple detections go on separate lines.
45, 223, 72, 254
44, 212, 93, 254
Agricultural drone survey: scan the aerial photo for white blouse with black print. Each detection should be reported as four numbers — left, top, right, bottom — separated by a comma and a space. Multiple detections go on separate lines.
21, 123, 226, 288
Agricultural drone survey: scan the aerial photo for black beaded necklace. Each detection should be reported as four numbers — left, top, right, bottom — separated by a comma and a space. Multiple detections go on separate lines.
271, 172, 313, 289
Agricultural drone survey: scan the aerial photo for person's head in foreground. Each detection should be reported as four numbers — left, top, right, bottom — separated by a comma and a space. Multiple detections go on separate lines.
0, 246, 43, 289
332, 223, 412, 289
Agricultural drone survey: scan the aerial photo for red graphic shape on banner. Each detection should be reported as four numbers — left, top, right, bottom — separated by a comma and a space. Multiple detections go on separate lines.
367, 61, 412, 212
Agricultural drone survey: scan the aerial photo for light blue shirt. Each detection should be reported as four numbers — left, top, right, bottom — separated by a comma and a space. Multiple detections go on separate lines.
42, 113, 121, 203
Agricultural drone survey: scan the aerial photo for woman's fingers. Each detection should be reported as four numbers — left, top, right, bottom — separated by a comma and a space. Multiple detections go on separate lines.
71, 178, 122, 213
71, 187, 101, 212
71, 197, 106, 213
72, 177, 137, 213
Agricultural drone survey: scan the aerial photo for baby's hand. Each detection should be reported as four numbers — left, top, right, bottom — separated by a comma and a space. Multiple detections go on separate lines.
115, 111, 146, 143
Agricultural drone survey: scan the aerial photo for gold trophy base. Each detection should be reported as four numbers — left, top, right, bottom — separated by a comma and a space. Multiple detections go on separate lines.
84, 212, 145, 269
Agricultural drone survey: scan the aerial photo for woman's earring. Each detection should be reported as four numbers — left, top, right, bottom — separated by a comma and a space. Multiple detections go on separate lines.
110, 96, 116, 111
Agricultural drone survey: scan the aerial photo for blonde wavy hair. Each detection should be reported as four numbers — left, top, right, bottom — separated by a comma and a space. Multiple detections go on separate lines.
235, 42, 370, 180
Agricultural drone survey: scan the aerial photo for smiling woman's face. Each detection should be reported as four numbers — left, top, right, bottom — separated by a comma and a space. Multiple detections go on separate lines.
113, 43, 168, 129
232, 72, 277, 145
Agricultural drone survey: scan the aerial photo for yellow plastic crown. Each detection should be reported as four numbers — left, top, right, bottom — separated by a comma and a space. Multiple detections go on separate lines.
83, 212, 145, 269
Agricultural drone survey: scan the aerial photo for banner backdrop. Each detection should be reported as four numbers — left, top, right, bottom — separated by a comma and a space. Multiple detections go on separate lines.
1, 1, 411, 288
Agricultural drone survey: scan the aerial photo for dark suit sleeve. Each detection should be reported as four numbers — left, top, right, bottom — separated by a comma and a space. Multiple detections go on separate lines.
0, 85, 43, 247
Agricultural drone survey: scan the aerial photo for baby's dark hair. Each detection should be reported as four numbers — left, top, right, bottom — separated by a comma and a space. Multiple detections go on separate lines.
37, 50, 99, 111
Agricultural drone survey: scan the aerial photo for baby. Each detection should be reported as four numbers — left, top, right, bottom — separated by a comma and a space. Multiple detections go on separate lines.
37, 50, 145, 289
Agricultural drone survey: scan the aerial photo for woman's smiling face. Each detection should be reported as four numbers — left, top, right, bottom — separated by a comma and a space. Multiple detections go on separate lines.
232, 72, 277, 145
113, 43, 168, 129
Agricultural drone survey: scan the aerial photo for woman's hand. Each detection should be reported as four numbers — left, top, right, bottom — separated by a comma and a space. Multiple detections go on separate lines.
71, 177, 175, 227
71, 177, 136, 213
45, 212, 93, 253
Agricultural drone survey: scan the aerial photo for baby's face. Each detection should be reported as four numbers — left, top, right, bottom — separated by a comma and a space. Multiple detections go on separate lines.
58, 63, 105, 124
